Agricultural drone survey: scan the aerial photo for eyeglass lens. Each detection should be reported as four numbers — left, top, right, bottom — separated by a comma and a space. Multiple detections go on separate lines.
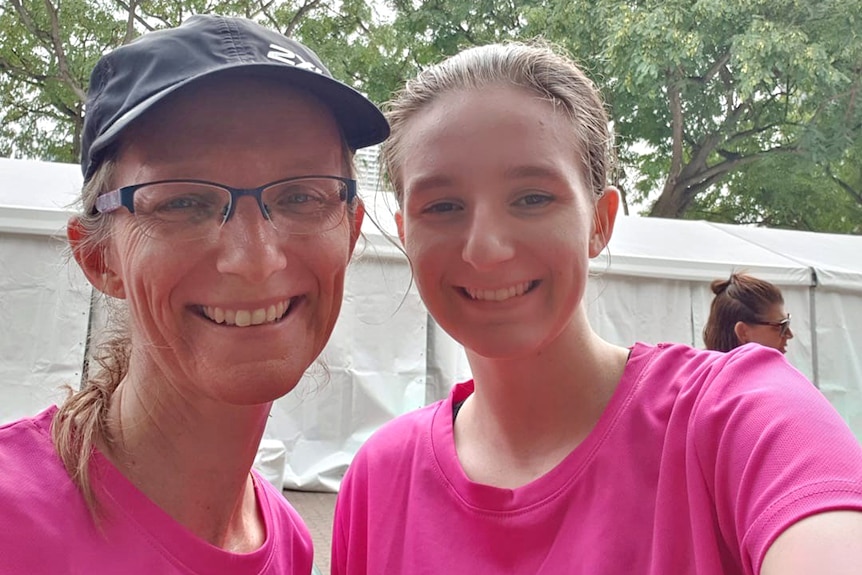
131, 178, 349, 240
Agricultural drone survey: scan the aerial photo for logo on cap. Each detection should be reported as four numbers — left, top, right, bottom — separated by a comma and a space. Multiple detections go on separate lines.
266, 44, 323, 75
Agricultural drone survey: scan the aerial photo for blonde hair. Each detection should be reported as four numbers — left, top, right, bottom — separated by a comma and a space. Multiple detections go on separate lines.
52, 153, 130, 516
381, 41, 614, 204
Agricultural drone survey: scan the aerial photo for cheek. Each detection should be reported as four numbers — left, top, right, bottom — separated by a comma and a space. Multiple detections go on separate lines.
308, 233, 354, 301
403, 235, 443, 284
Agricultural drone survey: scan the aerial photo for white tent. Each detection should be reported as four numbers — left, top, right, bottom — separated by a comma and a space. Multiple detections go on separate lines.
2, 157, 861, 493
0, 158, 91, 423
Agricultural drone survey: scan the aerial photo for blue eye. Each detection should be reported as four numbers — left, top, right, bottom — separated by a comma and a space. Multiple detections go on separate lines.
515, 193, 553, 207
422, 201, 462, 214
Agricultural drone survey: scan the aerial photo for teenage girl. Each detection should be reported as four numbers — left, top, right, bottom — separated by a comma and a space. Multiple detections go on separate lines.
332, 42, 862, 574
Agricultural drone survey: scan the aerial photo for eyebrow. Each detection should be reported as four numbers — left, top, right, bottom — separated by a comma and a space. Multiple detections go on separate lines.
406, 174, 456, 195
503, 164, 566, 180
407, 164, 566, 195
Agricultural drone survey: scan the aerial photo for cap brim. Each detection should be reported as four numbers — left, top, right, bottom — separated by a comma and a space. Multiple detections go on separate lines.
87, 63, 389, 174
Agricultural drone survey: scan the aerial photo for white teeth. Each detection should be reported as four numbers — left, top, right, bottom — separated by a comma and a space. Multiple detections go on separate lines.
466, 281, 533, 302
235, 310, 251, 327
251, 308, 267, 325
202, 300, 292, 327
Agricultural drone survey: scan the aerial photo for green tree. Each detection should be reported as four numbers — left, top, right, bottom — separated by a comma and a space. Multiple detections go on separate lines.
527, 0, 862, 225
0, 0, 120, 161
0, 0, 389, 164
3, 0, 861, 233
687, 152, 862, 234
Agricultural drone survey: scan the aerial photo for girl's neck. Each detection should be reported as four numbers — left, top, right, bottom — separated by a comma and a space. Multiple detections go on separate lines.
455, 321, 629, 488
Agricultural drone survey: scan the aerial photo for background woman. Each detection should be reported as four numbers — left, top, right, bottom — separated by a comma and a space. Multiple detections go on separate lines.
703, 272, 793, 353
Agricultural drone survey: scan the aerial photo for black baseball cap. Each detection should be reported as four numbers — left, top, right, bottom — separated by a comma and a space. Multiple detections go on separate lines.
81, 14, 389, 181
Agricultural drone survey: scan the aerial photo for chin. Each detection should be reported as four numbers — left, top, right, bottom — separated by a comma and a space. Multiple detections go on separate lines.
208, 363, 309, 405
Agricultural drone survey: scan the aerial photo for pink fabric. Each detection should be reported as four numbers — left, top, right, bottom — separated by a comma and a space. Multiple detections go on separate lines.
333, 343, 862, 575
0, 406, 313, 574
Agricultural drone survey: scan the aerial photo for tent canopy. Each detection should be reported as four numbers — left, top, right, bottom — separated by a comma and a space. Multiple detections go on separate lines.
2, 157, 860, 492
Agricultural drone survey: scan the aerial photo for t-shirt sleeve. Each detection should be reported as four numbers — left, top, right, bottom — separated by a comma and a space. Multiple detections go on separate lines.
691, 345, 862, 574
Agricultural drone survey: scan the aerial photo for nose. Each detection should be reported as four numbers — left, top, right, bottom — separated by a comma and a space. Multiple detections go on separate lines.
785, 326, 794, 340
215, 196, 287, 283
461, 206, 515, 270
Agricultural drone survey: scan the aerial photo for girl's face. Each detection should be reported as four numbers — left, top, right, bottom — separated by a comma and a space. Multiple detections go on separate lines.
395, 85, 617, 359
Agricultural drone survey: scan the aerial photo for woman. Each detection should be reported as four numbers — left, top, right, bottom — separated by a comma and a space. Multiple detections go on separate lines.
0, 15, 387, 574
703, 272, 793, 353
332, 42, 862, 574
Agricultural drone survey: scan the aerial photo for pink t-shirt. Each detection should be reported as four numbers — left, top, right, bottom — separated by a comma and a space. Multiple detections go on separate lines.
333, 343, 862, 575
0, 406, 313, 574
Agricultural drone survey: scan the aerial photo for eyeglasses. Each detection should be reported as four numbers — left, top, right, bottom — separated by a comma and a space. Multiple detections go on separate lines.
752, 313, 792, 338
94, 176, 357, 241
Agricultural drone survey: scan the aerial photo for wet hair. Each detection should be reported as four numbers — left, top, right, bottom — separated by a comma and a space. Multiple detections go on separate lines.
53, 125, 358, 517
702, 273, 785, 352
380, 41, 614, 206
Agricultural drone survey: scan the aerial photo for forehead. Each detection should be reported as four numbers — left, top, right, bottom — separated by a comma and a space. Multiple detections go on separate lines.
762, 302, 788, 320
115, 75, 345, 183
397, 85, 583, 192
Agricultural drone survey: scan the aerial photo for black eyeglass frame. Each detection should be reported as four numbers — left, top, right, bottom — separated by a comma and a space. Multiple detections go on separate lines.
751, 313, 792, 338
93, 175, 358, 223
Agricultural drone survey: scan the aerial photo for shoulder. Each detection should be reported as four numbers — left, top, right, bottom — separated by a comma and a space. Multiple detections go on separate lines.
352, 400, 440, 465
253, 470, 305, 522
0, 407, 65, 479
345, 382, 471, 481
627, 342, 852, 450
631, 341, 810, 399
0, 407, 94, 560
638, 342, 862, 490
252, 470, 314, 569
0, 406, 56, 439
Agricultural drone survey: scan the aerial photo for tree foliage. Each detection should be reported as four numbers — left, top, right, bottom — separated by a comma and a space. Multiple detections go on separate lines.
1, 0, 861, 233
0, 0, 382, 163
528, 0, 862, 227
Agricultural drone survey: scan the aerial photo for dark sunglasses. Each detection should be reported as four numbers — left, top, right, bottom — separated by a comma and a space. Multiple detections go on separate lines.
752, 313, 792, 338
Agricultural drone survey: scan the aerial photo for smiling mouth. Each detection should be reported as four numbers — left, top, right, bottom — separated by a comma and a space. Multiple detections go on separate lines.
201, 299, 293, 327
462, 281, 538, 302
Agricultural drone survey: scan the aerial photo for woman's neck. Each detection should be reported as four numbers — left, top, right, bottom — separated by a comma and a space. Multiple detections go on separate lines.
100, 368, 271, 551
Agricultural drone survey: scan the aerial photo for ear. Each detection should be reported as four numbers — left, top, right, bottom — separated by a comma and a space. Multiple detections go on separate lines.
733, 321, 749, 344
395, 210, 405, 246
67, 216, 126, 299
589, 187, 620, 258
348, 200, 365, 255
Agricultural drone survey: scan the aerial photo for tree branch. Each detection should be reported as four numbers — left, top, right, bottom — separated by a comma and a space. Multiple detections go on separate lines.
678, 146, 796, 191
42, 0, 87, 102
112, 0, 157, 34
285, 0, 323, 37
687, 51, 731, 84
825, 164, 862, 205
123, 0, 139, 44
667, 69, 684, 187
10, 0, 52, 45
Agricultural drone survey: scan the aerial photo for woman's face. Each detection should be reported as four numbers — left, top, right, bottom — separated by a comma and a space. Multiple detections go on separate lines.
395, 85, 616, 359
83, 77, 361, 405
740, 303, 794, 354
